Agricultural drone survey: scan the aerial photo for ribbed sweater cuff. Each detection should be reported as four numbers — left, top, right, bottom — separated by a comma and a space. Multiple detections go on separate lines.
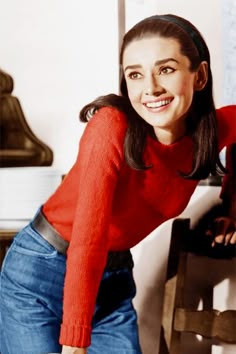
59, 323, 91, 347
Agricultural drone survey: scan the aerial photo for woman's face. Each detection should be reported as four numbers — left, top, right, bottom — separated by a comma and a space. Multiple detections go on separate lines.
122, 36, 200, 144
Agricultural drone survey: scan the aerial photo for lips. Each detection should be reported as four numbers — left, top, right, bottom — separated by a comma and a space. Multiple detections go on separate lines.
144, 98, 173, 108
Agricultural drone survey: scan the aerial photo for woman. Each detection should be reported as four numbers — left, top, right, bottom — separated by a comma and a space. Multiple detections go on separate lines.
0, 14, 235, 354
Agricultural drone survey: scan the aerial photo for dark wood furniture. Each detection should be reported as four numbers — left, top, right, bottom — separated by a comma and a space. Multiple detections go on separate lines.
159, 217, 236, 354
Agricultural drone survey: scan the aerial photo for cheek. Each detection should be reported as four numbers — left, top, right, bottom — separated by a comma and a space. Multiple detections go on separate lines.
177, 77, 195, 96
127, 85, 140, 103
126, 79, 144, 100
172, 84, 194, 106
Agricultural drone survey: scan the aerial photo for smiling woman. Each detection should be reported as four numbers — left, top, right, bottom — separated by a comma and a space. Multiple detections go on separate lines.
0, 13, 235, 354
122, 36, 208, 144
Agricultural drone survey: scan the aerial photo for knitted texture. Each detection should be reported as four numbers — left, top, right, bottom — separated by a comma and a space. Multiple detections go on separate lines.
43, 105, 236, 347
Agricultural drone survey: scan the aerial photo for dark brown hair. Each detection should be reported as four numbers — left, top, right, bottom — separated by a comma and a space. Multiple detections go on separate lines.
80, 14, 226, 179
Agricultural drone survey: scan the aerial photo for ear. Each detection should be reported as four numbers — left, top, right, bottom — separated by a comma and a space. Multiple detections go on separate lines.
194, 61, 208, 91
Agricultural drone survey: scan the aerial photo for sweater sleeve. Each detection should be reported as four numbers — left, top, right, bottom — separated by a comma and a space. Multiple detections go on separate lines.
216, 105, 236, 206
59, 107, 127, 347
216, 105, 236, 151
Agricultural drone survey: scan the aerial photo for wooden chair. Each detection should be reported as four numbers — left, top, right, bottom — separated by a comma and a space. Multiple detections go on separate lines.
159, 216, 236, 354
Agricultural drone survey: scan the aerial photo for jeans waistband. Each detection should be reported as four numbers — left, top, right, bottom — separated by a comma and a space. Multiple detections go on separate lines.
32, 209, 133, 270
32, 209, 69, 255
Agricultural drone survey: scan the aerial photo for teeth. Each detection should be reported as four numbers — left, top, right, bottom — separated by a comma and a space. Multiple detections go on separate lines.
146, 99, 172, 108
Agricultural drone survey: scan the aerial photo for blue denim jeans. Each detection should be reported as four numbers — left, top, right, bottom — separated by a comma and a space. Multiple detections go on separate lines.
0, 221, 141, 354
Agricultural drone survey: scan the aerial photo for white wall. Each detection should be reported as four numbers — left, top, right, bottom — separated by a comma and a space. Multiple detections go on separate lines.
222, 0, 236, 105
0, 0, 120, 173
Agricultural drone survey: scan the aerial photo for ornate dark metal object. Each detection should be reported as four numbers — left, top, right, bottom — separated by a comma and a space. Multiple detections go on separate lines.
0, 68, 53, 167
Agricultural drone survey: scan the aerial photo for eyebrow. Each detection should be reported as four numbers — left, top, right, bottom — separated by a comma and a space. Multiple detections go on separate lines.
124, 58, 179, 72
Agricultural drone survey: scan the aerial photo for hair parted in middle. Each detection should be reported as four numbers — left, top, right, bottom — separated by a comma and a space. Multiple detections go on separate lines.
80, 14, 226, 180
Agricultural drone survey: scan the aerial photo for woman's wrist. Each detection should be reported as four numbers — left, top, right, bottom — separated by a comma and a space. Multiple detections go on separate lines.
62, 345, 87, 354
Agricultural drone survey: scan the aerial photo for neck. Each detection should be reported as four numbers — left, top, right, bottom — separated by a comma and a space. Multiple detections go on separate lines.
153, 125, 186, 145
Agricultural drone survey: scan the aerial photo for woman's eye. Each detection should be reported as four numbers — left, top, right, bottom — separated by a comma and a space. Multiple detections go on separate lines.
160, 67, 175, 75
127, 72, 142, 80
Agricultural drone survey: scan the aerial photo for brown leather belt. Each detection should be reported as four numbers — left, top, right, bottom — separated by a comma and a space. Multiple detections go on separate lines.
32, 209, 133, 270
32, 210, 69, 255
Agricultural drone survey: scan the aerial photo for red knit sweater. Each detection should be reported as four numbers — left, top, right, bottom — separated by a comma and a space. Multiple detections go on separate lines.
43, 105, 236, 347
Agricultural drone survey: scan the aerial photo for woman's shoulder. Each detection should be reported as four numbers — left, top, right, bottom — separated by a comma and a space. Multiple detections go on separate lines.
216, 105, 236, 148
88, 106, 128, 128
216, 105, 236, 120
80, 106, 128, 145
86, 106, 128, 134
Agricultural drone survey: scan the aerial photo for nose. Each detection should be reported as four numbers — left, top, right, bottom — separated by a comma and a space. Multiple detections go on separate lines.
144, 74, 164, 96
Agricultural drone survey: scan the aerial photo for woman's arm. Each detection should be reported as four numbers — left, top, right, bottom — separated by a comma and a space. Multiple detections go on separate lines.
216, 105, 236, 150
207, 143, 236, 245
59, 107, 127, 347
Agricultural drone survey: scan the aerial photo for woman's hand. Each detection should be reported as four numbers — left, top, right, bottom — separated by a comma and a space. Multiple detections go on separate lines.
62, 345, 87, 354
206, 216, 236, 246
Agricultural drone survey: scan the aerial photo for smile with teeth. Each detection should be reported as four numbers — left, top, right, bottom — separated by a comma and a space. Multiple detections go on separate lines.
145, 99, 172, 108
